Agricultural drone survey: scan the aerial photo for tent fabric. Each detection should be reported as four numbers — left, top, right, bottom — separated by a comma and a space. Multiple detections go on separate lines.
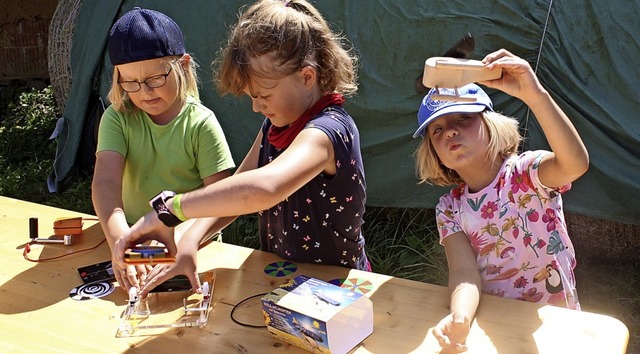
51, 0, 640, 225
48, 1, 123, 191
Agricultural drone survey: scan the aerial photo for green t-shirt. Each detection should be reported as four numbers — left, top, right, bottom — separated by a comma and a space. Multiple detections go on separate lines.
97, 97, 235, 224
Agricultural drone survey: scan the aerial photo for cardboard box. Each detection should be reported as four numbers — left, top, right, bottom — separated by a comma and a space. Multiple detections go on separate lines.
261, 275, 373, 354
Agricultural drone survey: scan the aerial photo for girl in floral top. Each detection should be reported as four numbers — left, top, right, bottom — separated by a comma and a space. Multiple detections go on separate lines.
413, 49, 589, 352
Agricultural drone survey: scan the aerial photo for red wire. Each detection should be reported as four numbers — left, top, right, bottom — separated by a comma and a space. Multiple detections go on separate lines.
23, 238, 107, 262
21, 217, 104, 262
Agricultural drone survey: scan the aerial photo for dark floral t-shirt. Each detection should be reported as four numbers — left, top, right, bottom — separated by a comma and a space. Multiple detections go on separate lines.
257, 106, 369, 270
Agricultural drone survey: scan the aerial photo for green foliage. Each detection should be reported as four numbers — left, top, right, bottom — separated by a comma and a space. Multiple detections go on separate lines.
1, 85, 58, 202
221, 214, 260, 249
44, 175, 94, 214
0, 86, 58, 164
0, 85, 93, 214
364, 207, 448, 285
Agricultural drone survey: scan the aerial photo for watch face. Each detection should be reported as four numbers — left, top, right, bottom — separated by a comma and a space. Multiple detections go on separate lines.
149, 191, 176, 208
154, 200, 171, 214
150, 195, 165, 210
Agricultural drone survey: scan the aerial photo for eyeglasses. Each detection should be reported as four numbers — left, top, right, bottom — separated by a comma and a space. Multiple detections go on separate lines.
118, 67, 173, 93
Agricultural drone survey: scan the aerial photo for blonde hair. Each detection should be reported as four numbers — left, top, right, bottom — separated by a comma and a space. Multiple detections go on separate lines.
415, 110, 522, 186
107, 55, 200, 112
213, 0, 358, 97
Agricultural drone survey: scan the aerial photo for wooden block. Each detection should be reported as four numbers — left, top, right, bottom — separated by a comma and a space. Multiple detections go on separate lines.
422, 57, 502, 89
53, 216, 83, 235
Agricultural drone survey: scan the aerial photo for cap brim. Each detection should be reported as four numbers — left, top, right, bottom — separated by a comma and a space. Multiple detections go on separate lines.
412, 103, 487, 138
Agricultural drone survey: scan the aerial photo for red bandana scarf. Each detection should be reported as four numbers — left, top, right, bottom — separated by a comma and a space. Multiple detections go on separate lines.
267, 93, 345, 149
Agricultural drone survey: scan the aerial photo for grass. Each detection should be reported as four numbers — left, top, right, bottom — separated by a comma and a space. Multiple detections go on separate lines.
362, 207, 447, 285
1, 83, 637, 353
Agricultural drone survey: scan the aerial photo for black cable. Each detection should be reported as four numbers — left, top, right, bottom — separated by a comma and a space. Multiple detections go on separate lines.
230, 292, 269, 328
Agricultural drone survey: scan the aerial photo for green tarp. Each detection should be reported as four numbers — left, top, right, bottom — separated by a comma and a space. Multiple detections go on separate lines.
50, 0, 640, 224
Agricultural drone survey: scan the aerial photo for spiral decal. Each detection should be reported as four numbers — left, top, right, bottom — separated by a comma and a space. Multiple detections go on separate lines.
69, 281, 115, 301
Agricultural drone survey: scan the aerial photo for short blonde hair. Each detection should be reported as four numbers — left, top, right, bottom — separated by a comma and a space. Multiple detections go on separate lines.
414, 110, 522, 186
107, 55, 199, 112
213, 0, 358, 97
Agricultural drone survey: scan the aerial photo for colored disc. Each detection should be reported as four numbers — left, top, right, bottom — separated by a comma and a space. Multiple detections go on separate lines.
264, 261, 298, 277
69, 281, 115, 301
327, 278, 373, 295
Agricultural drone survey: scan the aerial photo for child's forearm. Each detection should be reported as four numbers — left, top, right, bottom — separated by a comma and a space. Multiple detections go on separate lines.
92, 183, 129, 250
526, 90, 589, 179
448, 270, 481, 320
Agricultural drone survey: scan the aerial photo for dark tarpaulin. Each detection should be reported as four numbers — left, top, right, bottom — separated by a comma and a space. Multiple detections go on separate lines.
51, 0, 640, 224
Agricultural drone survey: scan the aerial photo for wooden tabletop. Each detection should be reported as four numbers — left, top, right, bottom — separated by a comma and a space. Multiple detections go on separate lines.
0, 196, 629, 353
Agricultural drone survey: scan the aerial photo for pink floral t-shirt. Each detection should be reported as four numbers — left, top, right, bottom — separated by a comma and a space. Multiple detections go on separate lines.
436, 151, 580, 309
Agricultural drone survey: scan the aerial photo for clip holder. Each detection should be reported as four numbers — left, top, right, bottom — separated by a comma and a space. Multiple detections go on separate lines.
183, 281, 212, 325
116, 272, 215, 337
31, 234, 74, 246
28, 217, 73, 245
117, 287, 151, 336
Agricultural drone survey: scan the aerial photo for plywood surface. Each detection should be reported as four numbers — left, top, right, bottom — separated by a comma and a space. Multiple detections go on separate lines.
0, 196, 629, 353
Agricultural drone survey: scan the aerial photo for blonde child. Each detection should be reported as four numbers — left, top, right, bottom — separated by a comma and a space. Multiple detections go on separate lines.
92, 7, 235, 293
413, 49, 589, 352
113, 0, 370, 297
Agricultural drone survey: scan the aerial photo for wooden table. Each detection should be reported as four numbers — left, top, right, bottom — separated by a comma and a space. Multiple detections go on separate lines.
0, 196, 629, 353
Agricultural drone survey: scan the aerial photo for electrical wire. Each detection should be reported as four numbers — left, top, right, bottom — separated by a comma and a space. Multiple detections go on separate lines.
23, 237, 107, 262
23, 216, 105, 262
230, 292, 268, 328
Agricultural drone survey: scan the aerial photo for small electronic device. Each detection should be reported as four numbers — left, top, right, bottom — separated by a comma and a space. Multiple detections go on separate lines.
77, 260, 115, 284
149, 275, 192, 293
124, 246, 175, 264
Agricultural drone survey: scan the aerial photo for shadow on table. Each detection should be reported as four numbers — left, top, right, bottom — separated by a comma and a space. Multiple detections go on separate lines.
1, 222, 126, 314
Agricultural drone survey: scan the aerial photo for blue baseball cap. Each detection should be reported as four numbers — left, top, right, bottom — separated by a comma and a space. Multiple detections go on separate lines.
108, 7, 185, 65
413, 83, 493, 138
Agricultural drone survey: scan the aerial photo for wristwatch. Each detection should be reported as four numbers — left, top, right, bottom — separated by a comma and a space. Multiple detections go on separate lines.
149, 191, 183, 227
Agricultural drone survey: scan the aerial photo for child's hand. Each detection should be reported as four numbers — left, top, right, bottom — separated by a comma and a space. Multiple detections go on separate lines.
480, 49, 546, 105
113, 211, 178, 270
113, 257, 151, 293
138, 244, 200, 299
432, 311, 472, 353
